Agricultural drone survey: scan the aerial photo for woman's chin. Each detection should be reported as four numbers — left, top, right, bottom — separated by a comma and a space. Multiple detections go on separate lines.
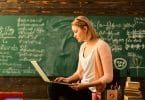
75, 37, 83, 42
76, 38, 82, 42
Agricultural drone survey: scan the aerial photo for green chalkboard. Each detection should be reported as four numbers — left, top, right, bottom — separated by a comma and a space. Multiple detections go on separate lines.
0, 16, 145, 77
0, 16, 79, 76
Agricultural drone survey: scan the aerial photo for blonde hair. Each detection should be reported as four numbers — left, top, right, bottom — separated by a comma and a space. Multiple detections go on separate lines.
71, 16, 100, 41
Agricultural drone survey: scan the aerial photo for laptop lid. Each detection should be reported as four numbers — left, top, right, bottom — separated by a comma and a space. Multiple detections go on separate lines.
31, 61, 50, 82
31, 61, 71, 85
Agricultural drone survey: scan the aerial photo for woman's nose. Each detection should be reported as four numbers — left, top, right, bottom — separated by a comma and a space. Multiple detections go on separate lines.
73, 33, 76, 38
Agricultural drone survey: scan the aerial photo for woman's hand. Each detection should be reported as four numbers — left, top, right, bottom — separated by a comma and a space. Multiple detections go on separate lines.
96, 82, 106, 93
69, 83, 87, 91
54, 77, 70, 83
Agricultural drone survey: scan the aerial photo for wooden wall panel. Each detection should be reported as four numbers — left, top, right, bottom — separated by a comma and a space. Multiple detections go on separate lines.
0, 77, 48, 99
0, 0, 145, 15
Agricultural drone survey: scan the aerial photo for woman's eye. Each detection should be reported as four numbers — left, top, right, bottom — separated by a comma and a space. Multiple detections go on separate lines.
74, 30, 77, 33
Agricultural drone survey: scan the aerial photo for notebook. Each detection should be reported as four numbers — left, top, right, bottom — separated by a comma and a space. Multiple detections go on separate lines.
31, 61, 71, 85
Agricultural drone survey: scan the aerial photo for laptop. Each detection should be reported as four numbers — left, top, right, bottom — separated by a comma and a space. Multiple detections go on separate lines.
31, 61, 71, 85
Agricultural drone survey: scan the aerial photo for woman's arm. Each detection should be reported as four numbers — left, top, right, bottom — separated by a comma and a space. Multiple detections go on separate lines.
54, 64, 83, 83
54, 44, 84, 83
97, 41, 113, 84
67, 63, 83, 83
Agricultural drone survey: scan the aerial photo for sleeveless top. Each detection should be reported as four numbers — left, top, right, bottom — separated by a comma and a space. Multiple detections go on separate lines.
79, 41, 98, 92
79, 39, 113, 93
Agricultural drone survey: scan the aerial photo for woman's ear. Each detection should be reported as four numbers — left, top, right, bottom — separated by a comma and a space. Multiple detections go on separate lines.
83, 26, 88, 33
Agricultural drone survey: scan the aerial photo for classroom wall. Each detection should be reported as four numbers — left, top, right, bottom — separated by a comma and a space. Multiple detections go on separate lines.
0, 0, 145, 99
0, 77, 48, 98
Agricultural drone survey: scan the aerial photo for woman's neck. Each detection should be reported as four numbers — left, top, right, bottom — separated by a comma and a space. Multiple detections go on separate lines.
86, 38, 99, 45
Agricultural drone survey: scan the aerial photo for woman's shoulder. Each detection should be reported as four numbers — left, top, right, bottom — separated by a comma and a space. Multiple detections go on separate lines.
80, 42, 87, 48
97, 39, 111, 49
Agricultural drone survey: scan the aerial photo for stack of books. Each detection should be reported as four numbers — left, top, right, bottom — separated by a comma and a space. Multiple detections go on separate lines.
124, 81, 142, 100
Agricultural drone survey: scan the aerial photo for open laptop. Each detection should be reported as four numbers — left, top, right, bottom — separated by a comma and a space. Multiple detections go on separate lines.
31, 61, 71, 85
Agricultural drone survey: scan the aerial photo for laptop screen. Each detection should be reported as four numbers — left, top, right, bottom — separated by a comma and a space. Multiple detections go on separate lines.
31, 61, 50, 82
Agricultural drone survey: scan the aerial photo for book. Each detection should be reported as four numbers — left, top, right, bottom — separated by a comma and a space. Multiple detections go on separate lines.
124, 95, 142, 100
125, 81, 140, 90
124, 81, 142, 100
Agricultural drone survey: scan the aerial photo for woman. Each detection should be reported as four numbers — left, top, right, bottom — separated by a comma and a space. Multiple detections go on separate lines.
48, 16, 113, 100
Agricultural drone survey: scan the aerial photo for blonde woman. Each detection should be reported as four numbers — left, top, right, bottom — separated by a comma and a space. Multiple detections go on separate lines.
48, 16, 113, 100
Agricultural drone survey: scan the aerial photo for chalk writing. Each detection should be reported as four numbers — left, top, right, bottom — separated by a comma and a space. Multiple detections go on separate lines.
127, 52, 144, 76
17, 17, 45, 61
114, 58, 127, 70
0, 25, 18, 65
22, 67, 36, 74
134, 17, 145, 24
0, 26, 15, 36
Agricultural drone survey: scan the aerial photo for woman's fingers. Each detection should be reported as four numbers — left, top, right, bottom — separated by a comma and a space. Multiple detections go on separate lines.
70, 83, 86, 91
54, 77, 65, 82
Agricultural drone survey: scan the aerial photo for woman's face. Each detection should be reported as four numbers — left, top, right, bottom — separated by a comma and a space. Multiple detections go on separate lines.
72, 25, 86, 42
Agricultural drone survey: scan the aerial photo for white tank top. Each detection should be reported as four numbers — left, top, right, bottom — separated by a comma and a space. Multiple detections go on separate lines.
79, 42, 97, 92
